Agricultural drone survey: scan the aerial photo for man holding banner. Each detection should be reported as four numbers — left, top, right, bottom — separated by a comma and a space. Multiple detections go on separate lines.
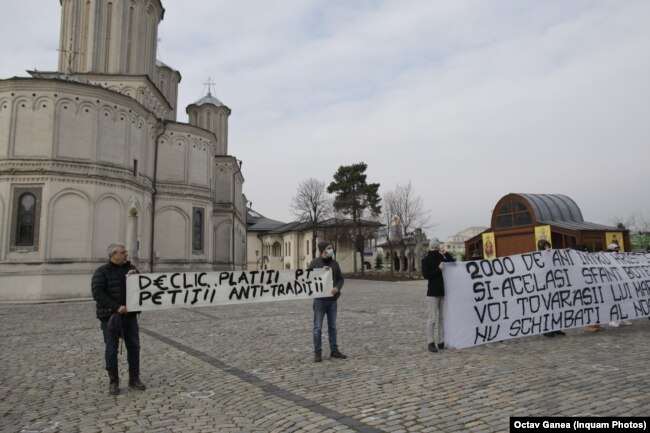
309, 241, 347, 362
537, 239, 566, 338
421, 238, 455, 353
91, 243, 146, 395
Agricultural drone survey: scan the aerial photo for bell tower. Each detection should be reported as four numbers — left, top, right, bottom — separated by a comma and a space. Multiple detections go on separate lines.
186, 78, 231, 155
57, 0, 164, 78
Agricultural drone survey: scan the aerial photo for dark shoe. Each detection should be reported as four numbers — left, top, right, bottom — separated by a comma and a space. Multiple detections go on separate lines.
554, 330, 566, 336
128, 376, 146, 391
438, 342, 445, 350
314, 351, 322, 363
108, 369, 119, 395
428, 343, 438, 353
330, 349, 347, 359
543, 332, 555, 337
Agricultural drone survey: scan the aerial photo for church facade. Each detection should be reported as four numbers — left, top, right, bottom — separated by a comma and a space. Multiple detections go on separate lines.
0, 0, 247, 300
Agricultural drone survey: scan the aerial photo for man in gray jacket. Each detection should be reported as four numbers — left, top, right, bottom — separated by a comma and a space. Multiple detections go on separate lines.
309, 240, 347, 362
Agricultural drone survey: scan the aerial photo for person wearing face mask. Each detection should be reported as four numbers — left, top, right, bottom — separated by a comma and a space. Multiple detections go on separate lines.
308, 240, 346, 362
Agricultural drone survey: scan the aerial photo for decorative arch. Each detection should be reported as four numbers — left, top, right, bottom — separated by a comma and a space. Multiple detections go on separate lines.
32, 95, 52, 111
0, 97, 11, 157
122, 86, 137, 98
0, 195, 5, 259
78, 100, 96, 114
214, 220, 232, 263
0, 96, 10, 111
92, 194, 124, 258
13, 95, 53, 157
99, 105, 116, 121
47, 189, 91, 259
154, 206, 189, 260
54, 96, 95, 159
97, 105, 127, 164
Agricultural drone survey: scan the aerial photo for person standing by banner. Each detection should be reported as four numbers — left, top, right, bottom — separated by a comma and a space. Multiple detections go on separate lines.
606, 243, 633, 327
309, 240, 347, 362
537, 239, 567, 338
91, 242, 146, 395
421, 238, 455, 353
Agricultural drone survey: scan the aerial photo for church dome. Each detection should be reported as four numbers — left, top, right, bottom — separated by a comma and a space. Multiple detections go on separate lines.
192, 92, 224, 107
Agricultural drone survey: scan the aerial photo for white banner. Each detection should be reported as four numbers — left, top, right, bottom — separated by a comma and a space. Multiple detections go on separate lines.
126, 269, 333, 312
443, 250, 650, 349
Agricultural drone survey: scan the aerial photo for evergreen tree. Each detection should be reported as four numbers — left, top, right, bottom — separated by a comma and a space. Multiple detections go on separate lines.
327, 162, 381, 274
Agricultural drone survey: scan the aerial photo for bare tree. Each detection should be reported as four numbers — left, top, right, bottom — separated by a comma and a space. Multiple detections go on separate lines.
382, 190, 401, 275
393, 181, 430, 236
290, 178, 331, 259
382, 181, 430, 276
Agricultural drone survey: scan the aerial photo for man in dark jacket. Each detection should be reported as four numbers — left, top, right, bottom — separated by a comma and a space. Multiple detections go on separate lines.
421, 238, 454, 353
91, 242, 145, 395
308, 240, 346, 362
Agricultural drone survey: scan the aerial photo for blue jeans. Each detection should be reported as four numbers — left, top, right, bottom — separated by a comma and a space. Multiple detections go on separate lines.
100, 314, 141, 375
313, 298, 338, 352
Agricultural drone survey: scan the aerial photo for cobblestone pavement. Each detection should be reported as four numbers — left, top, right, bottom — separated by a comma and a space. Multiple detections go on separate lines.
1, 279, 648, 433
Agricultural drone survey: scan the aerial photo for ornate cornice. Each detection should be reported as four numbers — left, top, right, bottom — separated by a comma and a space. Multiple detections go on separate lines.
0, 160, 154, 191
155, 182, 214, 202
0, 176, 152, 196
0, 78, 155, 120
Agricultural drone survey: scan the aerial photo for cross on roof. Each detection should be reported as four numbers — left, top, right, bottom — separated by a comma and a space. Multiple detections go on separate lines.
203, 77, 217, 96
57, 39, 82, 73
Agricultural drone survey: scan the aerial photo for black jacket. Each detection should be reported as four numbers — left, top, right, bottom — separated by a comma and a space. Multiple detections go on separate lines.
421, 250, 455, 297
308, 256, 344, 300
91, 260, 138, 320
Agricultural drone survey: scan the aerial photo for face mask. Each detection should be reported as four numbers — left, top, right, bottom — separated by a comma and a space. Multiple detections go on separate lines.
327, 249, 334, 258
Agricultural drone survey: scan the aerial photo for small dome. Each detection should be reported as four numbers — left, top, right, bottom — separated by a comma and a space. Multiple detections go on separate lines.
192, 92, 224, 107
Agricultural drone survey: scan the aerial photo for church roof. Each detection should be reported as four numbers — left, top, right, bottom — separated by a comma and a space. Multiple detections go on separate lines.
191, 92, 225, 107
266, 217, 382, 235
247, 209, 285, 232
518, 193, 583, 223
514, 193, 616, 231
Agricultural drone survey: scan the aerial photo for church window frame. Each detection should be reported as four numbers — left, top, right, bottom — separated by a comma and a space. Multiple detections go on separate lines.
192, 207, 204, 254
495, 199, 532, 228
10, 187, 42, 251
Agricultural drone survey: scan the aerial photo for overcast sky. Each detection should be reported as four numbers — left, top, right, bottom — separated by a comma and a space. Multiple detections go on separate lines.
1, 0, 649, 240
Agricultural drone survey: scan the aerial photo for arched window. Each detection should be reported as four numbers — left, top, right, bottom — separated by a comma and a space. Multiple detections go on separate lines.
16, 193, 36, 246
272, 242, 281, 257
495, 199, 532, 228
192, 207, 204, 253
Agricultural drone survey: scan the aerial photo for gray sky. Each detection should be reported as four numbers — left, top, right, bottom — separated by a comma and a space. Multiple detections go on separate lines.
1, 0, 649, 240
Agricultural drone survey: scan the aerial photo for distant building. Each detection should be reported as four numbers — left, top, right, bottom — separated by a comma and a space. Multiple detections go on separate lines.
246, 209, 382, 273
377, 228, 429, 274
445, 226, 488, 260
465, 193, 628, 257
0, 1, 247, 300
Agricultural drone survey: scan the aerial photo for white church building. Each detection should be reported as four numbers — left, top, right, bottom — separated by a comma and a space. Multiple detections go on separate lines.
0, 0, 247, 300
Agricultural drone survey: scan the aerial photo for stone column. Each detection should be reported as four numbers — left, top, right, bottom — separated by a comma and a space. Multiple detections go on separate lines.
127, 202, 139, 267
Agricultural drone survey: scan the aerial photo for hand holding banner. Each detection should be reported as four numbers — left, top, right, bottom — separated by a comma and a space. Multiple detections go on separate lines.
127, 269, 333, 312
443, 250, 650, 349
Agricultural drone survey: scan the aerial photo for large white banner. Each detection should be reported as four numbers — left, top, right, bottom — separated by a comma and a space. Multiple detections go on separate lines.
126, 269, 333, 311
443, 250, 650, 349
